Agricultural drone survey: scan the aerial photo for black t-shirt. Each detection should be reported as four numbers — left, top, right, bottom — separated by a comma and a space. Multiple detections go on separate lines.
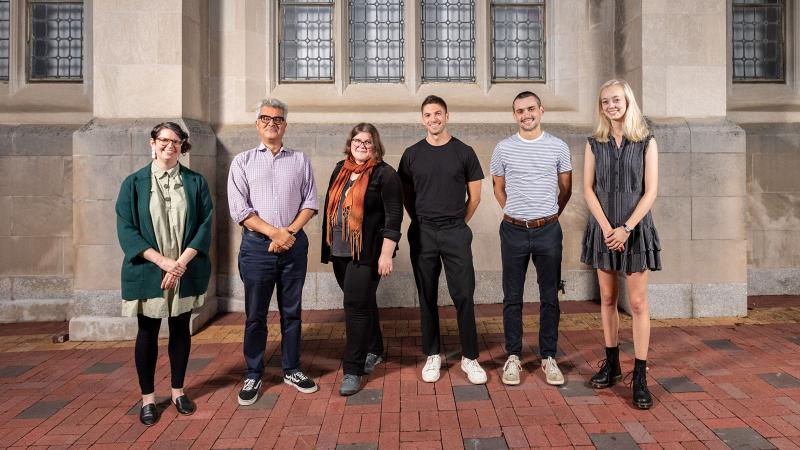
398, 136, 484, 221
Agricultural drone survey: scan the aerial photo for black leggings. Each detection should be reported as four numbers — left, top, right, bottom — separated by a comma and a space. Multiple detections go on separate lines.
332, 256, 384, 375
135, 311, 192, 395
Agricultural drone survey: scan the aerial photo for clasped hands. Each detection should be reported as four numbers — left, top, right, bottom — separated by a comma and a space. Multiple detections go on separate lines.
268, 227, 296, 253
158, 257, 187, 290
604, 226, 630, 252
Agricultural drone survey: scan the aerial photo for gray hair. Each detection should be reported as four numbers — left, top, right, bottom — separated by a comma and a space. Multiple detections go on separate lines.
256, 98, 288, 119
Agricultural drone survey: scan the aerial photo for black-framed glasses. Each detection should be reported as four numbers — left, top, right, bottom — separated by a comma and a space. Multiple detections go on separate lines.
351, 138, 374, 148
258, 115, 286, 126
155, 137, 183, 147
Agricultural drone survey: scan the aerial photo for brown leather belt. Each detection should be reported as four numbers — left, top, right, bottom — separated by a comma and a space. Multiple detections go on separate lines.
503, 213, 559, 229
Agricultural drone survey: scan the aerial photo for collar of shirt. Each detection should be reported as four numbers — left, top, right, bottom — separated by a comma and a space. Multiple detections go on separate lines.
151, 161, 181, 179
257, 142, 291, 156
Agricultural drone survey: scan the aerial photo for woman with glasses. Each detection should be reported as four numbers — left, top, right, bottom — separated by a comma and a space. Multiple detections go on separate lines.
115, 122, 213, 426
581, 80, 661, 409
321, 123, 404, 396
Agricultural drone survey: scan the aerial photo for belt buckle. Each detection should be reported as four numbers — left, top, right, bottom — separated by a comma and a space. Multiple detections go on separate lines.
525, 218, 531, 229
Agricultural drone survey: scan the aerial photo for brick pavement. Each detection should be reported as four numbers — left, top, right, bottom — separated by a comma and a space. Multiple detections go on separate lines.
1, 298, 800, 449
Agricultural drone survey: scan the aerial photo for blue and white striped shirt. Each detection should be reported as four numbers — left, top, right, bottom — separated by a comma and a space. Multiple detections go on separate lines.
489, 132, 572, 220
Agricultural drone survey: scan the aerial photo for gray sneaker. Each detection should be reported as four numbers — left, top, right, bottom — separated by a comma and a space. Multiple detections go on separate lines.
339, 374, 362, 396
364, 353, 384, 374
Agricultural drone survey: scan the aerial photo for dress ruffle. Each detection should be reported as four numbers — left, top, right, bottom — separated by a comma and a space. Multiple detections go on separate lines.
580, 220, 661, 273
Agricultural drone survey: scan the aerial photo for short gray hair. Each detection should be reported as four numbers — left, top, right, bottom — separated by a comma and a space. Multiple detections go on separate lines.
256, 98, 288, 119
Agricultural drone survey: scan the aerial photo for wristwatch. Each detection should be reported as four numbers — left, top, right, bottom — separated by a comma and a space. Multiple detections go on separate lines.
622, 223, 633, 233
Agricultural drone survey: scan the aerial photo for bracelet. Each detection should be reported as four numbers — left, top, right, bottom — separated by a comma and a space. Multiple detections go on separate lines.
622, 223, 633, 233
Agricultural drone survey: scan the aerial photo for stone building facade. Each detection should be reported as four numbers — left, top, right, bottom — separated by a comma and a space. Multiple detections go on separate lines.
0, 0, 794, 340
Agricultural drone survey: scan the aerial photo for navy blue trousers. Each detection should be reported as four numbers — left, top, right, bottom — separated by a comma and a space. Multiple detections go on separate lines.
238, 230, 308, 379
500, 220, 563, 358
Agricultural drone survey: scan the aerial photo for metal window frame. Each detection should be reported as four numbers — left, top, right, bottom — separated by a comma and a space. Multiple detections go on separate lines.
347, 0, 405, 83
26, 0, 83, 82
420, 0, 476, 83
731, 0, 786, 83
0, 0, 10, 81
490, 0, 546, 83
278, 0, 336, 83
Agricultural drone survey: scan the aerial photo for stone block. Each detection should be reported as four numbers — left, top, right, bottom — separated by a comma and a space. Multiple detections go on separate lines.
647, 118, 690, 153
692, 283, 747, 317
12, 124, 78, 156
471, 231, 501, 271
69, 315, 139, 341
564, 269, 600, 301
651, 196, 690, 240
12, 197, 71, 237
665, 65, 726, 118
658, 153, 692, 197
747, 268, 800, 296
648, 283, 692, 319
0, 278, 10, 300
688, 119, 745, 153
0, 125, 14, 155
748, 193, 800, 231
72, 155, 135, 201
189, 297, 219, 334
650, 238, 692, 284
0, 157, 66, 196
690, 153, 746, 197
73, 244, 124, 290
748, 230, 800, 268
475, 271, 503, 304
691, 196, 745, 240
0, 237, 62, 276
72, 290, 123, 317
690, 239, 747, 283
73, 200, 117, 245
73, 119, 135, 157
0, 197, 11, 235
12, 276, 72, 300
0, 299, 71, 323
376, 271, 417, 308
751, 149, 800, 193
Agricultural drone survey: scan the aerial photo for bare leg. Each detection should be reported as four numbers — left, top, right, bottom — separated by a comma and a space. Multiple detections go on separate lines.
625, 270, 650, 361
597, 269, 619, 347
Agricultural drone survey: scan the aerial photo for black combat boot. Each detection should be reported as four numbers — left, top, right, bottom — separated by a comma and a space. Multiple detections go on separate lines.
589, 346, 622, 389
632, 358, 653, 409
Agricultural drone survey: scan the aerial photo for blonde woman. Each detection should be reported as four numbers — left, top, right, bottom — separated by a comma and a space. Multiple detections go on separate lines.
581, 79, 660, 409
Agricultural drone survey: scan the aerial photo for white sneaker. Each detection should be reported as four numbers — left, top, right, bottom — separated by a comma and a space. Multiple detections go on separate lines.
542, 356, 565, 385
461, 357, 487, 384
422, 354, 442, 383
502, 355, 522, 385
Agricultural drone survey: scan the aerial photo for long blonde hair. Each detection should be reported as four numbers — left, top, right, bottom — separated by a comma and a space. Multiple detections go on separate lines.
593, 79, 649, 143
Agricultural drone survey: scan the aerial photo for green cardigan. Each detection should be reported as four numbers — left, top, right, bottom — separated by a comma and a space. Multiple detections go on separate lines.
115, 164, 213, 300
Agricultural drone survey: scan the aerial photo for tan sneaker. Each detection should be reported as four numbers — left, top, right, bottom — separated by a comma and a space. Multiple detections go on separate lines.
541, 356, 564, 385
502, 355, 522, 385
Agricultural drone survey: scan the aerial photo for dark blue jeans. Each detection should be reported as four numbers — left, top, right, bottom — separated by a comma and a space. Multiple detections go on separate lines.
238, 230, 308, 379
500, 220, 563, 358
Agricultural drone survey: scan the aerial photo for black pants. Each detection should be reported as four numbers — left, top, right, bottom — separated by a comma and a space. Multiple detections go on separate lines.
135, 311, 192, 395
331, 257, 384, 375
238, 230, 308, 379
500, 220, 563, 358
408, 220, 479, 359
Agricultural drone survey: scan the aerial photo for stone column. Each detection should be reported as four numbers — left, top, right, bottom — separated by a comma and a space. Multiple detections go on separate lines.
70, 0, 216, 340
614, 0, 747, 317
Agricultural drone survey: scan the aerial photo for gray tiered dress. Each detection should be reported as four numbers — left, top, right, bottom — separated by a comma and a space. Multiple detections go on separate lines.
580, 135, 662, 273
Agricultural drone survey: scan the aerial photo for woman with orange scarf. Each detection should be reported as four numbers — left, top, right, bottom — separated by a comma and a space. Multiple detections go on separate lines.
321, 123, 404, 396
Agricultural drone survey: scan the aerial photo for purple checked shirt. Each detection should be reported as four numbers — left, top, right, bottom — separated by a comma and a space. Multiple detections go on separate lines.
227, 143, 318, 227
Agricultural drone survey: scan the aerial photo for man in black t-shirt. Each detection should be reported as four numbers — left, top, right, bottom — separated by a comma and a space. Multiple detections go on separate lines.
398, 95, 487, 385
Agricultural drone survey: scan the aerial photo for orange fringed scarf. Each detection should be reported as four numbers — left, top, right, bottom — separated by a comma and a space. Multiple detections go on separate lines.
326, 157, 378, 259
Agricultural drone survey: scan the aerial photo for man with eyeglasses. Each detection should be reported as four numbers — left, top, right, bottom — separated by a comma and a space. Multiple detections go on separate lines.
227, 98, 319, 405
398, 95, 487, 385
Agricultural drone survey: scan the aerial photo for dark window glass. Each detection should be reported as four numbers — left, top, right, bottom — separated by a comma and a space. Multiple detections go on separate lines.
421, 0, 475, 82
492, 0, 545, 82
349, 0, 404, 83
732, 0, 784, 82
29, 1, 83, 81
280, 0, 334, 82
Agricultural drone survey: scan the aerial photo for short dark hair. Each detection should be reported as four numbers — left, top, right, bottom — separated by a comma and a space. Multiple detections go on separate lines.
421, 95, 447, 113
150, 121, 192, 153
344, 123, 386, 162
512, 91, 542, 110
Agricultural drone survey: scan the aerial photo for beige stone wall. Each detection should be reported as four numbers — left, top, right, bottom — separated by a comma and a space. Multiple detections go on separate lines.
0, 125, 79, 322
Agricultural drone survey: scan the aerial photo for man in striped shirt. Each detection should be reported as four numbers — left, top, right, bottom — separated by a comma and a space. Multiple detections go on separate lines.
490, 91, 573, 387
227, 98, 319, 405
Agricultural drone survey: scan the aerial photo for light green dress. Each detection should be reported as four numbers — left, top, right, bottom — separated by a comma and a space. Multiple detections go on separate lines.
121, 162, 205, 318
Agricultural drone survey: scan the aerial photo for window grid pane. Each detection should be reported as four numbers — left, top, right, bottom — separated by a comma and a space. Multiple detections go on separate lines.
492, 1, 544, 81
421, 0, 475, 82
29, 1, 83, 81
732, 0, 784, 82
280, 1, 334, 82
349, 0, 404, 83
0, 0, 9, 81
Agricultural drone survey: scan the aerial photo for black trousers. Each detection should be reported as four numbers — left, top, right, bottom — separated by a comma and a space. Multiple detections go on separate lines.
500, 220, 563, 358
134, 311, 192, 395
408, 219, 479, 359
331, 257, 384, 375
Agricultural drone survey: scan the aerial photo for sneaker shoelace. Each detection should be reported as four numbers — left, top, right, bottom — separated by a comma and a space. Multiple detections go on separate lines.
544, 358, 560, 377
463, 358, 482, 372
288, 372, 309, 383
424, 355, 440, 370
242, 379, 257, 391
503, 357, 521, 373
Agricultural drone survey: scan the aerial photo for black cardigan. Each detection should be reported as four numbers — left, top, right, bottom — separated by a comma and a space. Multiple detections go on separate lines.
321, 160, 403, 266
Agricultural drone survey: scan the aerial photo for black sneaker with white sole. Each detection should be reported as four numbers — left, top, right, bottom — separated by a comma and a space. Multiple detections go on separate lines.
284, 371, 319, 394
238, 378, 262, 406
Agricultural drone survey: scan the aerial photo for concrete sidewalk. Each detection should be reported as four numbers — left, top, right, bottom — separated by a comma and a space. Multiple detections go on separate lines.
1, 298, 800, 449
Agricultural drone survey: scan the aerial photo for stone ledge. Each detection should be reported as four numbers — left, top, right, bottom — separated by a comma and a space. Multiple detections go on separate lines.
0, 299, 71, 323
749, 268, 800, 295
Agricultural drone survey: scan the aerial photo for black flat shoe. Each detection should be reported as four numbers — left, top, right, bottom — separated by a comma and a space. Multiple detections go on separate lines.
140, 403, 159, 426
173, 395, 196, 415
